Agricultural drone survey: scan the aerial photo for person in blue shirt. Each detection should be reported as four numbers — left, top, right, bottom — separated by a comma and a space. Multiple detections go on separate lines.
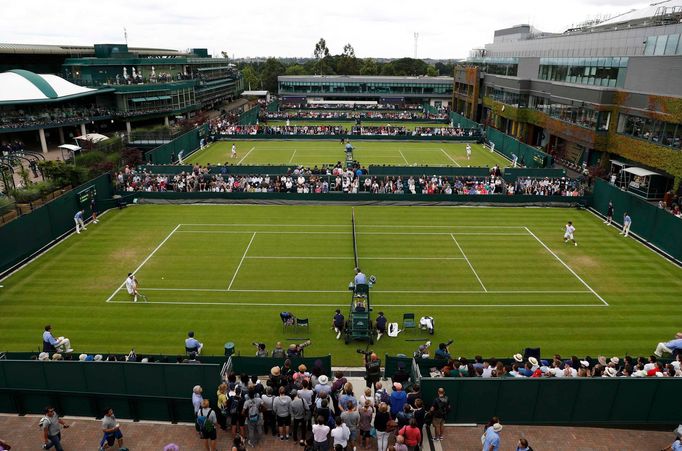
74, 209, 87, 234
185, 331, 204, 355
483, 422, 502, 451
655, 332, 682, 357
375, 312, 387, 341
42, 325, 73, 353
435, 343, 452, 361
620, 212, 632, 237
354, 268, 367, 285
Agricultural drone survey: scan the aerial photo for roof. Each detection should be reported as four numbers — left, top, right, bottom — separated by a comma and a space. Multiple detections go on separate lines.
623, 167, 660, 177
242, 90, 269, 96
0, 42, 186, 56
0, 70, 104, 105
592, 0, 682, 28
278, 75, 453, 84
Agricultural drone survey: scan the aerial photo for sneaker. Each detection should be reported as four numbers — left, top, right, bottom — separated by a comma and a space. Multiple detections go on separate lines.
575, 242, 578, 246
65, 348, 74, 353
280, 436, 284, 441
83, 228, 87, 230
438, 436, 444, 440
336, 332, 341, 340
247, 441, 255, 447
286, 435, 290, 440
76, 231, 80, 234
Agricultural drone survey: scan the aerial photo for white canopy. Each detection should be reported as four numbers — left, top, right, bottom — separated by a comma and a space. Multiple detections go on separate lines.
623, 167, 659, 177
75, 133, 109, 143
0, 70, 97, 103
58, 144, 81, 151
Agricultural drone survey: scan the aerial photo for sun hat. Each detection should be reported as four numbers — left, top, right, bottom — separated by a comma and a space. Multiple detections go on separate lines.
492, 423, 503, 432
513, 353, 523, 363
597, 355, 607, 366
271, 366, 281, 376
604, 367, 617, 377
38, 352, 50, 361
610, 357, 620, 365
528, 357, 539, 366
580, 360, 590, 368
79, 353, 87, 361
94, 354, 103, 361
318, 375, 329, 384
298, 364, 307, 372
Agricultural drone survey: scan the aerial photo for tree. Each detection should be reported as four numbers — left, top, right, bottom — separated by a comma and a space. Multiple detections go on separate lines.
426, 65, 439, 77
285, 64, 307, 75
314, 38, 330, 59
313, 57, 336, 75
260, 58, 286, 93
240, 65, 262, 91
359, 58, 379, 76
342, 43, 355, 58
435, 61, 455, 76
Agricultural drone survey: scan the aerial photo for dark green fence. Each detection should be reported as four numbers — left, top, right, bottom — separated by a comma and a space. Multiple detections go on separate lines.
449, 112, 481, 130
0, 174, 113, 276
229, 356, 332, 376
419, 377, 682, 425
239, 106, 261, 125
0, 360, 219, 423
591, 178, 682, 262
486, 127, 553, 168
145, 125, 209, 165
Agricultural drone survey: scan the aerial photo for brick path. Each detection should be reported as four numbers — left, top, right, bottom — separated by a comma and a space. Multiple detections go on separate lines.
0, 413, 675, 451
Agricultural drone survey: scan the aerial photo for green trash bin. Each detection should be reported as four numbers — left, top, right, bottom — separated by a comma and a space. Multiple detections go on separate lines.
224, 342, 235, 357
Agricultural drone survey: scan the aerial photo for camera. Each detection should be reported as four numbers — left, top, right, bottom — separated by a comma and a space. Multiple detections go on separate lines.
445, 339, 454, 347
299, 340, 311, 348
357, 348, 373, 356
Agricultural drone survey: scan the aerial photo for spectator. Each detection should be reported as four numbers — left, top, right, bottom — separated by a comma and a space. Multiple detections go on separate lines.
291, 390, 309, 444
654, 333, 682, 357
483, 422, 503, 451
192, 385, 204, 414
216, 383, 228, 430
330, 417, 350, 450
229, 386, 246, 439
358, 399, 374, 448
273, 386, 293, 440
243, 387, 263, 447
516, 437, 533, 451
389, 383, 407, 418
261, 386, 277, 436
340, 401, 360, 448
39, 406, 70, 451
99, 408, 124, 451
429, 388, 450, 441
374, 402, 391, 451
394, 435, 409, 451
312, 415, 331, 451
196, 399, 217, 451
396, 403, 413, 428
398, 418, 421, 451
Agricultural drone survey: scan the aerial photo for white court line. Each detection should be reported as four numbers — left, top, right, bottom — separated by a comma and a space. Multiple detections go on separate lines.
288, 149, 297, 164
524, 226, 609, 306
245, 256, 467, 260
227, 232, 256, 290
180, 224, 526, 229
450, 233, 487, 292
175, 231, 529, 236
105, 224, 181, 302
440, 148, 461, 167
109, 300, 606, 308
398, 149, 409, 165
236, 147, 255, 164
140, 287, 590, 294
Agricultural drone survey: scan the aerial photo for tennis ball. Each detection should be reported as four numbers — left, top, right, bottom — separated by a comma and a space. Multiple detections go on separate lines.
162, 277, 165, 280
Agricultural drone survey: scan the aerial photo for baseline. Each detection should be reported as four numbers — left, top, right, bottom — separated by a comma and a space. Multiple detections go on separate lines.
105, 224, 181, 302
524, 226, 609, 306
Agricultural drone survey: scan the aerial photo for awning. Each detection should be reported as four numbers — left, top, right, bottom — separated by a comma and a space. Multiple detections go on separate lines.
131, 98, 146, 103
157, 95, 171, 100
58, 144, 81, 151
623, 167, 659, 177
146, 96, 160, 101
75, 133, 109, 143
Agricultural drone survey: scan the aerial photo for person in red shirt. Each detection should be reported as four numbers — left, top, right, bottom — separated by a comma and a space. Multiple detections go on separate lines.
398, 418, 422, 451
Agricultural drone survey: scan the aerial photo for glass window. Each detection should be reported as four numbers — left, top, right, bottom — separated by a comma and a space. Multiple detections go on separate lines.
644, 36, 656, 55
654, 35, 668, 55
665, 34, 679, 55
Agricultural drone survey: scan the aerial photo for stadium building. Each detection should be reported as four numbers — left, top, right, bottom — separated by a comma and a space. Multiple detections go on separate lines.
0, 43, 243, 152
278, 75, 453, 109
452, 1, 682, 188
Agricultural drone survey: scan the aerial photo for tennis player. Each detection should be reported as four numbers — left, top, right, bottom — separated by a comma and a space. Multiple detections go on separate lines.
465, 144, 472, 160
231, 143, 237, 159
564, 221, 577, 246
125, 273, 139, 302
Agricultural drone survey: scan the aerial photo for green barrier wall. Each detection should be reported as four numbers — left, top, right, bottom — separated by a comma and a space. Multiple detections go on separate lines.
230, 356, 332, 376
0, 360, 219, 423
239, 106, 261, 125
0, 174, 113, 276
419, 377, 682, 425
486, 128, 553, 169
267, 100, 280, 112
121, 191, 585, 205
591, 178, 682, 261
449, 112, 481, 130
145, 125, 209, 165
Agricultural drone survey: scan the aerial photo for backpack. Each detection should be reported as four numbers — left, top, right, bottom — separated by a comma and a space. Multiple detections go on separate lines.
229, 396, 240, 415
196, 408, 214, 433
248, 400, 260, 423
434, 397, 450, 417
379, 390, 390, 405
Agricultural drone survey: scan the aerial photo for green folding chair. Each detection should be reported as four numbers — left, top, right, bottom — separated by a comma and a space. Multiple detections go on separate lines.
403, 313, 416, 331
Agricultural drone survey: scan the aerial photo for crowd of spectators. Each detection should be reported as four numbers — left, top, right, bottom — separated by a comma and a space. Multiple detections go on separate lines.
0, 105, 113, 130
661, 190, 682, 219
430, 352, 682, 379
265, 111, 446, 121
279, 102, 424, 110
0, 140, 26, 155
513, 177, 584, 196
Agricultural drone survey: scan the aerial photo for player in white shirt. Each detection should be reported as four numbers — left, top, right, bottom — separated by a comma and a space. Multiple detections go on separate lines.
465, 144, 472, 160
563, 221, 577, 246
125, 273, 139, 302
231, 143, 237, 159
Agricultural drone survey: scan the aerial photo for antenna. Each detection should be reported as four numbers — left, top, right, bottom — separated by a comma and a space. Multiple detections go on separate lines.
123, 27, 128, 45
413, 32, 419, 59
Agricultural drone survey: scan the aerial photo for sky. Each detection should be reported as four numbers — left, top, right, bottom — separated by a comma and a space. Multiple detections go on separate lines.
2, 0, 651, 59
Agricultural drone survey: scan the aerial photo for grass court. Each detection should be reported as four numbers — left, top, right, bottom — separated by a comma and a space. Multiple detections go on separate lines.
187, 140, 510, 168
1, 205, 680, 365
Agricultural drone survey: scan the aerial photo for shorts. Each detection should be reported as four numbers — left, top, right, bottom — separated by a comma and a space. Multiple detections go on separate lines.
564, 233, 573, 240
360, 430, 371, 439
201, 429, 217, 440
349, 429, 358, 441
276, 415, 291, 426
100, 429, 123, 446
231, 413, 245, 426
432, 417, 444, 427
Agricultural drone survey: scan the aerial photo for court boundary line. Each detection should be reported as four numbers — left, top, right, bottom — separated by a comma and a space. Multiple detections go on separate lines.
245, 256, 467, 260
450, 233, 487, 292
137, 287, 593, 294
108, 300, 607, 308
227, 232, 257, 290
524, 226, 609, 306
439, 148, 461, 167
398, 149, 409, 165
236, 146, 256, 164
105, 224, 181, 303
288, 149, 297, 164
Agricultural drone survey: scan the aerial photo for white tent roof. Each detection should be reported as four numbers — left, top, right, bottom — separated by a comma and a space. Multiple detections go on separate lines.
75, 133, 109, 143
595, 1, 682, 28
58, 144, 81, 151
0, 69, 97, 103
623, 167, 660, 177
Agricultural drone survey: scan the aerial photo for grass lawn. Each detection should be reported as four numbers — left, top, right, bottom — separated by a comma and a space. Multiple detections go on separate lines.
187, 140, 509, 168
1, 205, 680, 365
266, 120, 449, 131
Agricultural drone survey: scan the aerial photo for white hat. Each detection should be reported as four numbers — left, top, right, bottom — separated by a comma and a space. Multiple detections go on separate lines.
528, 357, 538, 366
580, 360, 590, 368
610, 357, 620, 365
492, 423, 503, 432
38, 352, 50, 361
79, 353, 87, 361
318, 375, 329, 385
94, 354, 103, 361
604, 367, 617, 377
513, 353, 523, 363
